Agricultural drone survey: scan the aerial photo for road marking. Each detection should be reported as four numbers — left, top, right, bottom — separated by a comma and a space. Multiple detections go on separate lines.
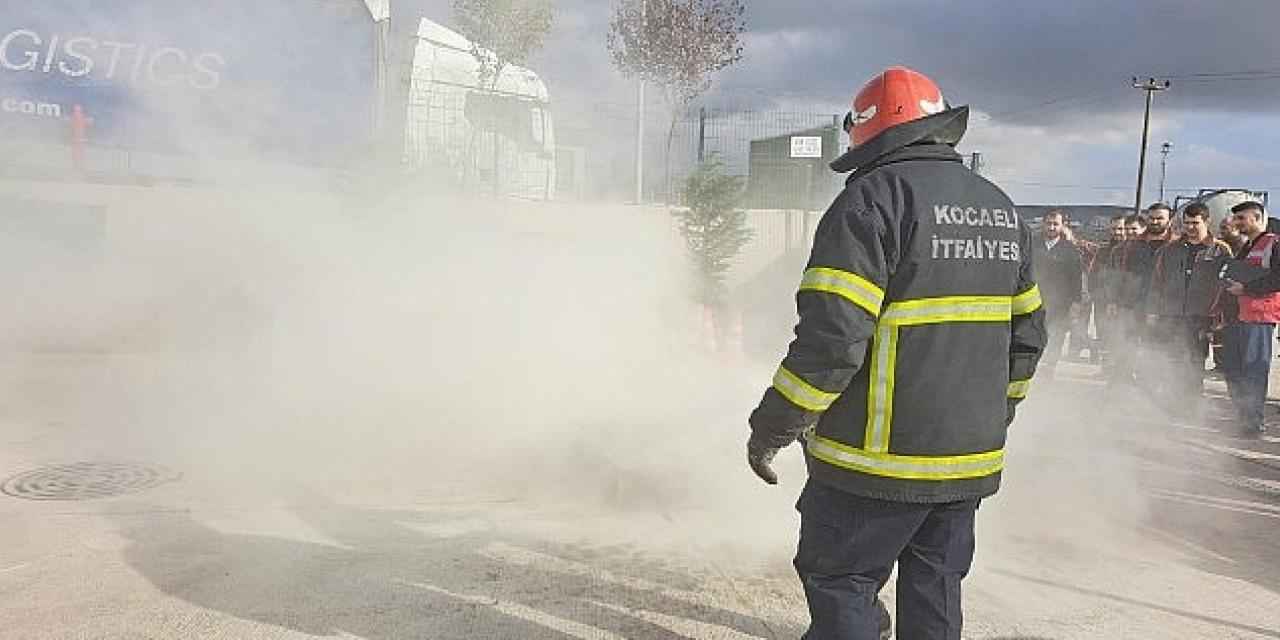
398, 518, 491, 539
1139, 460, 1280, 496
1151, 488, 1280, 515
592, 602, 768, 640
479, 542, 764, 620
1173, 424, 1220, 434
1140, 526, 1237, 565
1195, 440, 1280, 465
403, 581, 627, 640
1148, 490, 1280, 520
481, 542, 670, 591
0, 563, 30, 574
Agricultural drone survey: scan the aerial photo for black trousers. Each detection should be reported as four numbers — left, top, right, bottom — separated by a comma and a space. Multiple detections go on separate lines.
1108, 309, 1146, 383
1042, 309, 1071, 371
1069, 302, 1095, 356
1153, 316, 1210, 410
794, 479, 979, 640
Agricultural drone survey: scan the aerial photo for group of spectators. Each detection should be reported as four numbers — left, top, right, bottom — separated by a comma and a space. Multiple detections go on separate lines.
1032, 200, 1280, 436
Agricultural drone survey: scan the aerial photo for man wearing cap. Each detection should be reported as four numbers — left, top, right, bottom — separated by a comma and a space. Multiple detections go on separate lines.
1223, 201, 1280, 436
746, 67, 1046, 640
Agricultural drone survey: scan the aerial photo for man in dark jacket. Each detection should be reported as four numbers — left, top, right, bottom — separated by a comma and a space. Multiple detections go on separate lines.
746, 67, 1046, 640
1091, 216, 1129, 366
1112, 206, 1175, 383
1147, 204, 1232, 411
1032, 210, 1084, 377
1120, 203, 1176, 309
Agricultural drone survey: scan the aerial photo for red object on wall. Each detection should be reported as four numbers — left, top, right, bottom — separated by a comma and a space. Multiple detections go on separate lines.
69, 104, 91, 171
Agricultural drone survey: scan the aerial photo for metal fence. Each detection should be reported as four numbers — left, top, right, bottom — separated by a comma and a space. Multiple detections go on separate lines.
648, 107, 843, 290
731, 209, 821, 286
664, 107, 845, 209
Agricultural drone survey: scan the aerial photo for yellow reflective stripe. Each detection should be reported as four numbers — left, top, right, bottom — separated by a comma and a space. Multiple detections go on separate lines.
880, 296, 1012, 326
773, 366, 840, 412
864, 295, 1014, 453
1008, 379, 1031, 399
800, 267, 885, 317
808, 434, 1005, 481
864, 324, 898, 453
1011, 285, 1043, 315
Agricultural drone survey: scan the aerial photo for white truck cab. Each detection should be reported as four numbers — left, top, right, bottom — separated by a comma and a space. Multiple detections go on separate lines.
405, 18, 556, 200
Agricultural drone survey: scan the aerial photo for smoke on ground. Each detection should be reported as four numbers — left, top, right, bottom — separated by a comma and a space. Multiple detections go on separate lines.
0, 179, 815, 559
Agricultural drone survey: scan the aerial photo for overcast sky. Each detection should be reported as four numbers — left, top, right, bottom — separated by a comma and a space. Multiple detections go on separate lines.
413, 0, 1280, 206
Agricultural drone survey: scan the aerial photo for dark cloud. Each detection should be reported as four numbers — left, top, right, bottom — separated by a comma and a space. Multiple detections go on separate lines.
392, 0, 1280, 202
710, 0, 1280, 124
433, 0, 1280, 126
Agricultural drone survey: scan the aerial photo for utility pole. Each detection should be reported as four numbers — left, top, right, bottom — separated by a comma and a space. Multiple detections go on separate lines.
633, 0, 647, 205
635, 80, 646, 204
1132, 77, 1171, 214
697, 107, 707, 163
1159, 141, 1172, 203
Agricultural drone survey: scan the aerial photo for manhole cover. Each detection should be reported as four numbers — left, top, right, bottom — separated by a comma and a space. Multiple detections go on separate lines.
2, 462, 181, 501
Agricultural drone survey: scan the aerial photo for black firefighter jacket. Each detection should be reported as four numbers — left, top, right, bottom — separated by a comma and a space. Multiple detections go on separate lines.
749, 107, 1048, 504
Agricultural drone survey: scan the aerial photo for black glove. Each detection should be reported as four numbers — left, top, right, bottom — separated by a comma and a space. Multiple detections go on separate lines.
747, 434, 782, 485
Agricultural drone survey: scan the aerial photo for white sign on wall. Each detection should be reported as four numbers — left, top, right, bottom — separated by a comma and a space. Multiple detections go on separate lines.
790, 136, 822, 158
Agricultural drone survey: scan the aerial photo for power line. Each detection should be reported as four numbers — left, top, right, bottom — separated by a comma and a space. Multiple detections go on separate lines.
985, 87, 1128, 120
1176, 74, 1280, 84
1161, 67, 1280, 79
989, 177, 1280, 193
990, 178, 1187, 191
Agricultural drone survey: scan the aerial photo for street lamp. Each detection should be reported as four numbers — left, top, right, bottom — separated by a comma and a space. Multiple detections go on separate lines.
1159, 141, 1172, 203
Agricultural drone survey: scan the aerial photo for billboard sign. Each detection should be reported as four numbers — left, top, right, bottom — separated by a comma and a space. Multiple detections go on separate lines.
0, 0, 375, 166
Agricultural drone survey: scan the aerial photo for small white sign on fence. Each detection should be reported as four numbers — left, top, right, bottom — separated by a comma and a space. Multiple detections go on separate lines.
790, 136, 823, 159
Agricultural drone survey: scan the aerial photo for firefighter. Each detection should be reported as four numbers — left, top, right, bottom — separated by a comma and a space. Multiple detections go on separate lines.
746, 67, 1046, 640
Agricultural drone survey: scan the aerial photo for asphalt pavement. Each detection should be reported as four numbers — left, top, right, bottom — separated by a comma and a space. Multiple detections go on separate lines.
2, 354, 1280, 639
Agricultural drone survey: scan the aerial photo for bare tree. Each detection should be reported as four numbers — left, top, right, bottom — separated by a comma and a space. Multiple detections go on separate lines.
452, 0, 555, 192
607, 0, 746, 201
452, 0, 555, 90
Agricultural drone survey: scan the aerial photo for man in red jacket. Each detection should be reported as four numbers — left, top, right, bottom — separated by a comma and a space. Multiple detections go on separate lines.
1223, 201, 1280, 436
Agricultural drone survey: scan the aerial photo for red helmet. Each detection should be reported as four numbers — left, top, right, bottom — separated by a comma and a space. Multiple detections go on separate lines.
848, 67, 947, 147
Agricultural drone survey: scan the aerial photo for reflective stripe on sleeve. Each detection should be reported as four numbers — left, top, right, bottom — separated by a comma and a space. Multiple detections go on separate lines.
1011, 285, 1043, 315
1007, 379, 1031, 399
807, 434, 1005, 481
800, 267, 885, 317
773, 366, 840, 412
